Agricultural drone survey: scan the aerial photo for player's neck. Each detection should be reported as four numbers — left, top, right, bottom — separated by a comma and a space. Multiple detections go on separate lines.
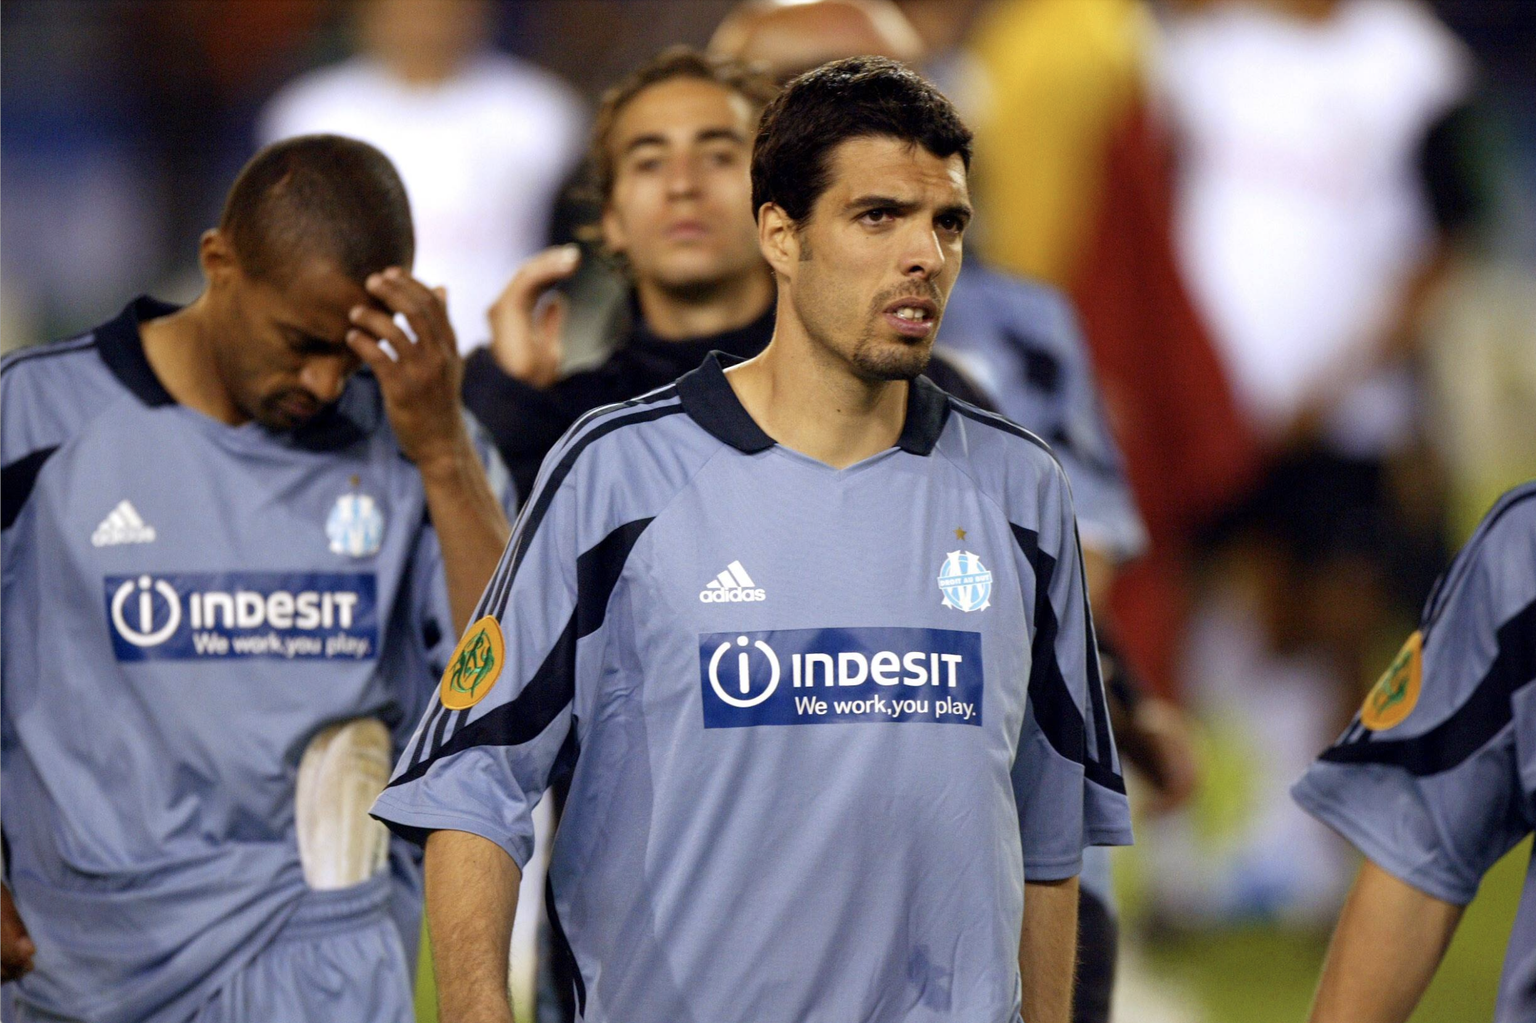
140, 298, 247, 426
725, 301, 908, 471
634, 267, 772, 342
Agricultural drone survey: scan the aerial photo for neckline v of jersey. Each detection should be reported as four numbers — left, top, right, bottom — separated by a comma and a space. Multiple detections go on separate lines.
675, 351, 952, 458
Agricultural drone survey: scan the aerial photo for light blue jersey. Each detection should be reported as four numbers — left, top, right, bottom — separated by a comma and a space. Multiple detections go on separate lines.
0, 298, 513, 1023
1294, 482, 1536, 1023
374, 353, 1133, 1023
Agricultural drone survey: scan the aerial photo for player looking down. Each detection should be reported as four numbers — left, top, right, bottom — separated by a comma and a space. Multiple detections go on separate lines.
1293, 481, 1536, 1023
0, 135, 511, 1022
374, 57, 1130, 1023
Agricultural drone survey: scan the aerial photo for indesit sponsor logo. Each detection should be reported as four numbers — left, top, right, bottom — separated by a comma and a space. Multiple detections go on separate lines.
698, 627, 983, 728
104, 572, 378, 661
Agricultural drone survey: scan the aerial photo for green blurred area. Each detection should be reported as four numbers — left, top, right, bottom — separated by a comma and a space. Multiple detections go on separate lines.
1138, 838, 1524, 1023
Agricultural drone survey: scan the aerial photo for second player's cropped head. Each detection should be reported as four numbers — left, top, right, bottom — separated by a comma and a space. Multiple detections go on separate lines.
199, 134, 413, 432
752, 56, 972, 381
589, 48, 776, 296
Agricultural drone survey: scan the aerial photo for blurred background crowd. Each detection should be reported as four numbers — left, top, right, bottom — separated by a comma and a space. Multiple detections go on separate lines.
3, 1, 1534, 1021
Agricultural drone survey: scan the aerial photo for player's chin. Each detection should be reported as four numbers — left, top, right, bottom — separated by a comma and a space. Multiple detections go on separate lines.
256, 395, 323, 433
852, 337, 932, 382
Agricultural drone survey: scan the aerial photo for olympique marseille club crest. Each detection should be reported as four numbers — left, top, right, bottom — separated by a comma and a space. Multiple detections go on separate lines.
327, 492, 385, 558
937, 551, 992, 613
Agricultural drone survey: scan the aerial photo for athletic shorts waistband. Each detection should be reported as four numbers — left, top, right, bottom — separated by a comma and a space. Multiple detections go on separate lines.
279, 872, 393, 941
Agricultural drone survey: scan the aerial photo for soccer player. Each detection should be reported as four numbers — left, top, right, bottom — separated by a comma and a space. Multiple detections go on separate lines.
1292, 480, 1536, 1023
374, 57, 1130, 1023
708, 5, 1197, 1019
464, 47, 994, 499
0, 135, 511, 1022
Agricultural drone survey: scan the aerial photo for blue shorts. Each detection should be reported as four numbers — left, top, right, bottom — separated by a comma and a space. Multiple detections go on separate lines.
5, 875, 413, 1023
189, 877, 413, 1023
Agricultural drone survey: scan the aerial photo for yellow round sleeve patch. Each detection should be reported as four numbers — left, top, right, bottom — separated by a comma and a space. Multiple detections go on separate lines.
1361, 630, 1423, 731
439, 616, 506, 710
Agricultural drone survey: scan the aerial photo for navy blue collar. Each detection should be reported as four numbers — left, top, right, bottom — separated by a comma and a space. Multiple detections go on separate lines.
95, 295, 378, 451
675, 351, 950, 457
95, 296, 179, 407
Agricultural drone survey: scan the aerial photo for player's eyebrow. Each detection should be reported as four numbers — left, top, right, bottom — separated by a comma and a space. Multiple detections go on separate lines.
622, 126, 745, 156
937, 201, 974, 225
845, 194, 917, 216
621, 133, 670, 156
844, 195, 973, 224
693, 127, 746, 146
278, 321, 347, 352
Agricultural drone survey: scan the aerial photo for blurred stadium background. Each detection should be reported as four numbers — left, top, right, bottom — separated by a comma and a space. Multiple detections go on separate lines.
3, 2, 1533, 1021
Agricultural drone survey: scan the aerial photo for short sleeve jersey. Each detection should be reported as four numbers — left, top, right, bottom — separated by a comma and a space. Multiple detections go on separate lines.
373, 353, 1132, 1023
0, 298, 512, 1023
1293, 481, 1536, 1023
939, 262, 1146, 562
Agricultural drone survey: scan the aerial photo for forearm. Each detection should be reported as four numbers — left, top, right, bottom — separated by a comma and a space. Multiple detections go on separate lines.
1020, 875, 1079, 1023
425, 830, 522, 1023
418, 438, 512, 636
1309, 859, 1463, 1023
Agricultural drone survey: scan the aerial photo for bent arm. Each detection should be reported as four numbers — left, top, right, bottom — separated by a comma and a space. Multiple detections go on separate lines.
418, 448, 511, 636
1020, 875, 1079, 1023
1309, 859, 1463, 1023
425, 830, 522, 1023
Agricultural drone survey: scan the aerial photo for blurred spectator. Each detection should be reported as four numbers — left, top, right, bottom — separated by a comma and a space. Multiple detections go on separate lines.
1160, 0, 1473, 451
1141, 0, 1479, 925
259, 0, 587, 351
962, 0, 1261, 701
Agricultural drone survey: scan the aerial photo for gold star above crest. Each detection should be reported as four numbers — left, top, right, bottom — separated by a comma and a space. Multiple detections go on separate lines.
348, 474, 361, 488
954, 527, 967, 541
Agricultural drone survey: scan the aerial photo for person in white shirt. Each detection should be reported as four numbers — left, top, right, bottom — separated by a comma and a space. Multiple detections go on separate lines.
259, 0, 587, 352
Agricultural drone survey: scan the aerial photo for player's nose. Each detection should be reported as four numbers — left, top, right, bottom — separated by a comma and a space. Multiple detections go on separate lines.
299, 356, 350, 404
899, 226, 946, 280
665, 155, 703, 199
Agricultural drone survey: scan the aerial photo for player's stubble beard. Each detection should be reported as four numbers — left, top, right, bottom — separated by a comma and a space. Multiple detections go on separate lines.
794, 235, 942, 382
850, 280, 942, 381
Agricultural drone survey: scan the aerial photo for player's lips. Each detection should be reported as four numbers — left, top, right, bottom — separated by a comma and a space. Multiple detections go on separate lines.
881, 297, 938, 338
663, 219, 712, 241
276, 396, 322, 421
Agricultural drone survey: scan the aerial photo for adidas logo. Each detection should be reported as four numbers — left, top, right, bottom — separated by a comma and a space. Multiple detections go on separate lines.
91, 500, 157, 547
699, 560, 766, 603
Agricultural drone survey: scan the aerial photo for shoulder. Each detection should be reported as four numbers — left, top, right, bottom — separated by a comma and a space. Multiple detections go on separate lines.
522, 384, 717, 528
1, 330, 101, 386
467, 53, 583, 112
937, 395, 1073, 526
2, 329, 124, 459
261, 57, 374, 113
1422, 482, 1536, 641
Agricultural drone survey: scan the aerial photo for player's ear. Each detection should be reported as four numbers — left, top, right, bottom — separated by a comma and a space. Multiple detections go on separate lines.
758, 202, 799, 278
199, 229, 239, 286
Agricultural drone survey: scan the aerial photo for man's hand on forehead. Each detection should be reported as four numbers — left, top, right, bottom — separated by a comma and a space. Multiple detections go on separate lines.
345, 267, 469, 471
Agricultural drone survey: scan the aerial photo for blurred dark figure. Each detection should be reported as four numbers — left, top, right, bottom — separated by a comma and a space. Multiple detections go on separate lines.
260, 0, 587, 350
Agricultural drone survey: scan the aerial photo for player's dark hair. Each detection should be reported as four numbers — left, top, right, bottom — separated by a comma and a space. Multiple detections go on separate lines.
751, 56, 972, 225
587, 46, 778, 207
219, 134, 414, 284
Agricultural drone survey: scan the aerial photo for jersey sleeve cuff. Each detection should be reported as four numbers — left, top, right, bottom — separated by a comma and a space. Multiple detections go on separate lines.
1290, 778, 1477, 906
370, 792, 532, 871
1023, 850, 1084, 882
1086, 823, 1135, 849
